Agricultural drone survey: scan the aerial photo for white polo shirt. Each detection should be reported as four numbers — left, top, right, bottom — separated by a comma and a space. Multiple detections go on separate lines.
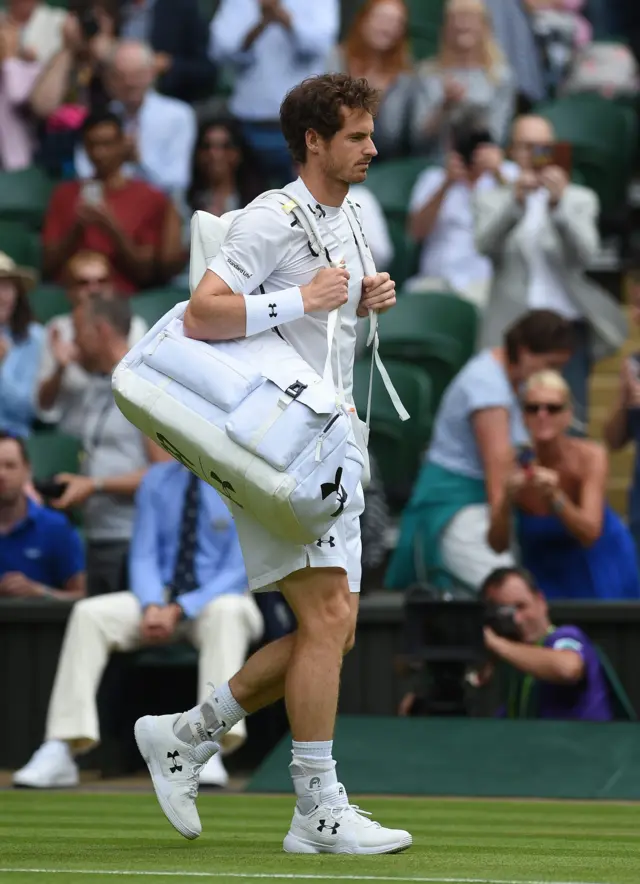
207, 177, 366, 400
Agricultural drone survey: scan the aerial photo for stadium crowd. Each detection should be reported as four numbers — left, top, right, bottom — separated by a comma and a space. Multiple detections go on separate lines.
1, 0, 640, 783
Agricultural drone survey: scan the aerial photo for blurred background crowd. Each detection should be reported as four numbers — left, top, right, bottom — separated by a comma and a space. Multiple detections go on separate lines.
3, 0, 640, 788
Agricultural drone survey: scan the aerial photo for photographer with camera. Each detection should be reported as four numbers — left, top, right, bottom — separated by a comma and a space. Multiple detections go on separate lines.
481, 566, 614, 721
474, 114, 626, 430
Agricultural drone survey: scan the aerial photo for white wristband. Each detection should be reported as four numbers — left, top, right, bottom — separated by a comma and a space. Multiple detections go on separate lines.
243, 288, 304, 337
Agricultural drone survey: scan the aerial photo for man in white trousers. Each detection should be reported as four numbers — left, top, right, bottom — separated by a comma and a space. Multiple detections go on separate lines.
135, 73, 413, 854
13, 460, 263, 789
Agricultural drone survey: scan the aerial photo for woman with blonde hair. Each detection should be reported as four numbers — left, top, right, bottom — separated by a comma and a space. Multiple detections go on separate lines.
326, 0, 419, 159
488, 370, 640, 600
411, 0, 515, 159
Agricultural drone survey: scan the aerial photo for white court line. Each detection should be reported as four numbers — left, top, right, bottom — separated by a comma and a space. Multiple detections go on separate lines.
0, 870, 611, 884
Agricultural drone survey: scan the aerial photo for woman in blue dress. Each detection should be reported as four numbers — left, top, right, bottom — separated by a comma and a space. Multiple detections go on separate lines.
489, 369, 640, 600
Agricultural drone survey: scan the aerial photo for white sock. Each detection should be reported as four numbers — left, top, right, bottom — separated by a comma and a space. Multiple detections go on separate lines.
290, 740, 348, 813
173, 682, 246, 747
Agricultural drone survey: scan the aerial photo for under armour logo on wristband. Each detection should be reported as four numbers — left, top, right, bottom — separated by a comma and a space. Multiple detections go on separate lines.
316, 537, 336, 548
321, 468, 348, 517
268, 304, 277, 318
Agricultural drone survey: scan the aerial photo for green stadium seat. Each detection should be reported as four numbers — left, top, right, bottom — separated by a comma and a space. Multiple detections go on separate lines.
29, 285, 69, 325
377, 292, 479, 408
406, 0, 445, 60
362, 157, 429, 217
0, 220, 41, 269
352, 359, 433, 509
0, 167, 55, 229
537, 94, 637, 213
26, 432, 82, 482
362, 159, 432, 287
130, 288, 188, 328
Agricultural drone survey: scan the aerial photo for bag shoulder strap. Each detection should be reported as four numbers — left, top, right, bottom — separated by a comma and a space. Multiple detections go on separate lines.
258, 189, 409, 424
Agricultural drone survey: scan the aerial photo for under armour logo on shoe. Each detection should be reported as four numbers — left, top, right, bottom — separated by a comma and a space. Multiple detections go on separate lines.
309, 776, 321, 789
167, 751, 182, 773
317, 820, 340, 835
316, 537, 336, 548
268, 304, 277, 318
321, 468, 348, 517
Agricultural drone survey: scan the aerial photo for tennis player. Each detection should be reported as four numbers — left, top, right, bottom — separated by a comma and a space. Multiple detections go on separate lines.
135, 73, 412, 855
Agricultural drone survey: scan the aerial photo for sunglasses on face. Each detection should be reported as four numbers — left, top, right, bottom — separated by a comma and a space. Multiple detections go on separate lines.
523, 402, 566, 416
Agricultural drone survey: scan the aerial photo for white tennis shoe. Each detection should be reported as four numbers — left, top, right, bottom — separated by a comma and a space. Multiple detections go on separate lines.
134, 713, 217, 840
283, 787, 413, 855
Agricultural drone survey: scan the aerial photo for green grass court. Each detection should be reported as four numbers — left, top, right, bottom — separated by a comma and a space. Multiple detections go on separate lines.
0, 791, 639, 884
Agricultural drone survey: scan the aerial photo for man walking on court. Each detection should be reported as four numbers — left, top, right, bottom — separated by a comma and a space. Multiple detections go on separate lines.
135, 73, 412, 855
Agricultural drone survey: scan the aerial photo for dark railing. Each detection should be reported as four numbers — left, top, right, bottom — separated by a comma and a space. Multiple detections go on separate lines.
2, 595, 640, 770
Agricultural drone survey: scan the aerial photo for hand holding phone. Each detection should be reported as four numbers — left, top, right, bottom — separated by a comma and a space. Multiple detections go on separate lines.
81, 181, 103, 205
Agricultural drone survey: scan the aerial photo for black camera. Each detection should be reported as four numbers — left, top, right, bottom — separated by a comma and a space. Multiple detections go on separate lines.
34, 479, 69, 503
484, 603, 521, 641
79, 8, 100, 39
69, 1, 101, 39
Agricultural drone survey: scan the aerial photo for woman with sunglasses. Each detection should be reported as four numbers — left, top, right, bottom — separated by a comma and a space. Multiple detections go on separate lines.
489, 370, 640, 600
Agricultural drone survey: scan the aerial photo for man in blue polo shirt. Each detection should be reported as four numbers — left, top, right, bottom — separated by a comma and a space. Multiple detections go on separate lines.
0, 433, 85, 601
482, 567, 614, 721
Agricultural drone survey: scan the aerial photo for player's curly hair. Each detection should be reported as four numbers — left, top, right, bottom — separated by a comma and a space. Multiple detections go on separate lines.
280, 74, 380, 165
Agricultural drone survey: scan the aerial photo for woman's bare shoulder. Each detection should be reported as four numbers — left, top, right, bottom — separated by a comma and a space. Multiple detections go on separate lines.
572, 438, 608, 469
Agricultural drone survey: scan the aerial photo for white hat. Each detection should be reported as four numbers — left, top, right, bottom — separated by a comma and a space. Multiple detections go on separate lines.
0, 252, 37, 292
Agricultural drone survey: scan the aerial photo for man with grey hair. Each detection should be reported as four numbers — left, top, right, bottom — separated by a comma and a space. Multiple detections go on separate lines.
51, 294, 169, 596
75, 39, 196, 194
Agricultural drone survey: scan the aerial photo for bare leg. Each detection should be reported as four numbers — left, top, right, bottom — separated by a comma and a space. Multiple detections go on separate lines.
230, 591, 359, 715
278, 567, 351, 741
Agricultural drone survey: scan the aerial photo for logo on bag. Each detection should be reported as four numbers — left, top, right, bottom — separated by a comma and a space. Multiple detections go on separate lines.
320, 467, 348, 517
156, 433, 195, 471
210, 470, 243, 508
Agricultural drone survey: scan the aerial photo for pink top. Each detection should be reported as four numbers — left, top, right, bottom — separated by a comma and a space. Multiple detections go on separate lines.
0, 57, 42, 171
559, 0, 592, 46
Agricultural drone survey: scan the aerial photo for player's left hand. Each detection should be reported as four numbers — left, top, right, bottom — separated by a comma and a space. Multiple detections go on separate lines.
357, 272, 396, 318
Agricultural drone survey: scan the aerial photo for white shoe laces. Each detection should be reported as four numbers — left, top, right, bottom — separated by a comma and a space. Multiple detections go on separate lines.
327, 804, 380, 828
186, 762, 203, 802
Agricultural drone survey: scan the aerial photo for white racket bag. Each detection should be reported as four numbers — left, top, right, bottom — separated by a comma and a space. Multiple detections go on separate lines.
112, 190, 407, 545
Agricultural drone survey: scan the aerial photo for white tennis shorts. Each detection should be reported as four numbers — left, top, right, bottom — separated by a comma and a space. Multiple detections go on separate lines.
228, 482, 365, 594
